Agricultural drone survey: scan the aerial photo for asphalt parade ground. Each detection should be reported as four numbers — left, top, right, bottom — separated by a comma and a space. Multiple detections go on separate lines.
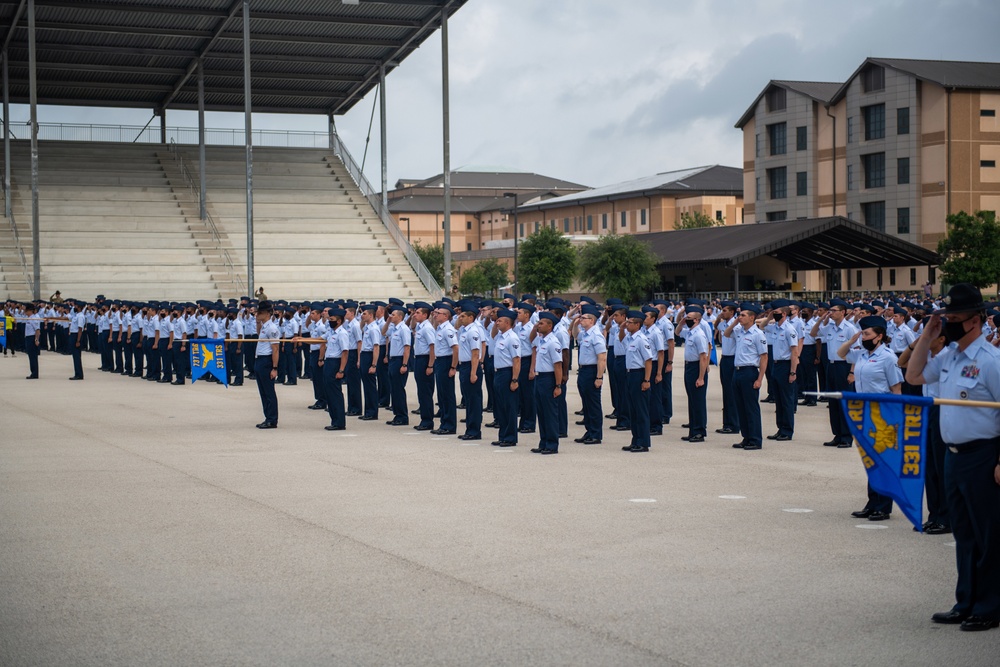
1, 352, 996, 666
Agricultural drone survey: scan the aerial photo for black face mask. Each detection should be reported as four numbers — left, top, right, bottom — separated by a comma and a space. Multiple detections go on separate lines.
684, 319, 695, 328
861, 338, 878, 352
773, 312, 783, 321
943, 317, 970, 343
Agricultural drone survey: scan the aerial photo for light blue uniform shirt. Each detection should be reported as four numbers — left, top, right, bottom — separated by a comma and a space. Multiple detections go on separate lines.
624, 329, 653, 370
324, 325, 349, 360
577, 325, 607, 365
889, 323, 917, 355
389, 322, 412, 358
458, 323, 482, 363
361, 321, 379, 352
733, 324, 767, 367
514, 321, 534, 358
256, 320, 279, 356
718, 316, 737, 356
922, 336, 1000, 444
493, 328, 520, 369
657, 316, 674, 347
413, 320, 435, 356
765, 319, 799, 361
533, 332, 563, 372
643, 323, 664, 358
682, 324, 710, 362
434, 321, 458, 357
819, 320, 859, 362
848, 343, 903, 394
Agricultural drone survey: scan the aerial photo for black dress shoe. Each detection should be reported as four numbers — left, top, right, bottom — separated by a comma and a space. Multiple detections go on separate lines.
484, 421, 499, 428
605, 412, 617, 419
732, 442, 746, 449
868, 511, 890, 521
774, 434, 792, 441
559, 433, 568, 438
413, 424, 433, 431
851, 508, 874, 518
823, 440, 841, 447
661, 418, 670, 425
458, 434, 481, 441
530, 448, 543, 453
433, 429, 456, 435
649, 429, 663, 436
256, 421, 277, 429
621, 445, 634, 451
156, 379, 171, 383
575, 420, 585, 426
345, 411, 361, 417
25, 375, 38, 379
628, 446, 649, 452
68, 376, 83, 380
743, 444, 762, 450
925, 523, 952, 535
411, 409, 421, 414
574, 437, 588, 443
613, 425, 631, 431
959, 616, 1000, 631
575, 410, 584, 415
766, 433, 781, 440
761, 397, 775, 403
324, 425, 345, 431
685, 435, 705, 443
307, 403, 326, 410
386, 419, 407, 426
836, 442, 853, 448
518, 427, 535, 433
359, 415, 377, 421
540, 449, 557, 455
170, 380, 185, 385
458, 402, 466, 409
491, 441, 503, 446
715, 428, 737, 434
497, 441, 517, 447
582, 438, 601, 445
931, 610, 968, 624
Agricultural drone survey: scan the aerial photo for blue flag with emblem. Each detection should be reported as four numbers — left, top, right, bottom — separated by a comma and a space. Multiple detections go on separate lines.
839, 391, 932, 531
0, 316, 8, 349
189, 338, 228, 386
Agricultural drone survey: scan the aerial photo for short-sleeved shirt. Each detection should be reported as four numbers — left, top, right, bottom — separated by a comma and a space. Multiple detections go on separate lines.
819, 320, 859, 362
413, 320, 435, 356
533, 332, 563, 373
718, 316, 737, 356
389, 321, 412, 358
577, 325, 607, 365
889, 323, 917, 356
324, 325, 350, 360
733, 324, 767, 367
765, 319, 799, 361
921, 336, 1000, 444
850, 344, 903, 394
682, 325, 710, 362
256, 320, 280, 356
434, 321, 458, 357
624, 329, 653, 370
493, 328, 521, 369
515, 321, 534, 358
361, 322, 379, 353
458, 323, 482, 363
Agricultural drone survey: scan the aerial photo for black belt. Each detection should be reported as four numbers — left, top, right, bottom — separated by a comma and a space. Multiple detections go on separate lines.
579, 364, 597, 368
831, 360, 848, 364
946, 437, 1000, 454
735, 365, 759, 371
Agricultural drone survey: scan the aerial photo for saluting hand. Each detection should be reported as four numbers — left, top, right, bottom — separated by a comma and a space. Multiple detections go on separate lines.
923, 314, 942, 340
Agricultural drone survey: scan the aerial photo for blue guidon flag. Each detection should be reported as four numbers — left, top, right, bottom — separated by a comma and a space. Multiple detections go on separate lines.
189, 338, 228, 386
839, 392, 932, 531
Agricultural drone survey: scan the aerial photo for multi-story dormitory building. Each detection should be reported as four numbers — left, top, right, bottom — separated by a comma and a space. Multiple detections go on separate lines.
737, 57, 1000, 292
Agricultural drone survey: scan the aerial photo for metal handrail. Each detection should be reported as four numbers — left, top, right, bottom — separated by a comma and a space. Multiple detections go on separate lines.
166, 142, 246, 295
7, 122, 329, 148
329, 133, 443, 298
0, 178, 35, 297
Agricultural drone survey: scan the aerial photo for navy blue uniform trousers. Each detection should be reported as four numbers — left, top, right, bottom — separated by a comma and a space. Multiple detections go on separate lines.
360, 351, 378, 418
434, 357, 457, 432
733, 366, 762, 447
576, 364, 602, 441
388, 357, 409, 423
719, 355, 739, 431
459, 361, 481, 437
413, 354, 434, 428
493, 366, 518, 444
534, 371, 558, 452
255, 356, 278, 424
684, 361, 708, 437
627, 369, 650, 449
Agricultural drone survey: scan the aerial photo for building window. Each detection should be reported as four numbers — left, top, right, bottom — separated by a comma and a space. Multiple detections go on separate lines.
766, 87, 786, 112
897, 107, 910, 134
563, 218, 569, 232
981, 109, 996, 117
856, 270, 863, 287
847, 117, 854, 143
983, 160, 997, 168
467, 243, 472, 251
768, 166, 787, 199
755, 177, 761, 200
897, 207, 910, 234
847, 163, 854, 191
910, 268, 917, 285
755, 134, 760, 158
620, 211, 627, 228
897, 157, 910, 185
534, 221, 540, 233
862, 152, 885, 188
715, 210, 723, 221
766, 211, 787, 222
796, 171, 807, 196
587, 215, 593, 230
602, 213, 608, 229
520, 223, 524, 237
768, 122, 787, 155
640, 209, 647, 226
889, 269, 896, 286
796, 126, 807, 151
862, 65, 885, 92
863, 104, 886, 140
861, 201, 886, 232
550, 220, 556, 230
466, 220, 472, 230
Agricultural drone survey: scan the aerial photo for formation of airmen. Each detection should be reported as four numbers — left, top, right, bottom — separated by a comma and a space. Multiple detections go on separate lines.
3, 282, 1000, 631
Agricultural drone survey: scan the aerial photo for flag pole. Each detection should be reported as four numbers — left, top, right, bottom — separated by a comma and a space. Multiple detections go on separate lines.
805, 391, 1000, 411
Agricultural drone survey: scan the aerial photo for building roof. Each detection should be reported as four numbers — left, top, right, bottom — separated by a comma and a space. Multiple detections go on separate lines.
735, 80, 840, 128
0, 0, 469, 115
516, 165, 742, 212
639, 217, 939, 271
396, 170, 588, 191
389, 194, 511, 215
831, 57, 1000, 102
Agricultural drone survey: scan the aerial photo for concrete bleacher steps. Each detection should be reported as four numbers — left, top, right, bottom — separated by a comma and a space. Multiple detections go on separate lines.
0, 140, 431, 302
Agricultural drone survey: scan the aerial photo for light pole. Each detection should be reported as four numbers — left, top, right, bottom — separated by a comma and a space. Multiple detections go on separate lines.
503, 192, 519, 294
400, 217, 410, 244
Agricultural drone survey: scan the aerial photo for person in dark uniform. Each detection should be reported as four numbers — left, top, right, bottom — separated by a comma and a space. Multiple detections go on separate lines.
320, 308, 350, 431
724, 303, 768, 450
812, 298, 859, 447
358, 304, 380, 420
69, 300, 86, 380
514, 303, 536, 434
573, 304, 606, 445
253, 300, 280, 429
225, 307, 244, 386
411, 302, 437, 431
715, 301, 740, 435
456, 302, 483, 440
761, 300, 800, 441
23, 303, 41, 379
385, 305, 412, 426
530, 311, 563, 454
431, 304, 459, 436
680, 306, 711, 442
621, 310, 653, 453
908, 283, 1000, 632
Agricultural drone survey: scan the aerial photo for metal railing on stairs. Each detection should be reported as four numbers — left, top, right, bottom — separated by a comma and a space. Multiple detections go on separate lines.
166, 142, 245, 295
329, 133, 443, 298
0, 178, 35, 297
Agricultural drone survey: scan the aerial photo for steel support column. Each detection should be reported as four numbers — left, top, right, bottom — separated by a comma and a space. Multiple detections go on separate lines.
197, 58, 206, 220
28, 0, 40, 299
243, 0, 254, 296
379, 63, 388, 215
159, 110, 166, 144
328, 113, 336, 150
440, 8, 451, 292
3, 51, 10, 220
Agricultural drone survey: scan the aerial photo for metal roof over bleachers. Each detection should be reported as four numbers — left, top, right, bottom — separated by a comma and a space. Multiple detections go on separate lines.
0, 0, 468, 115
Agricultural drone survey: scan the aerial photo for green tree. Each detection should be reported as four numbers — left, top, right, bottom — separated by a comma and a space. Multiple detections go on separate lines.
476, 258, 509, 295
413, 242, 445, 286
937, 210, 1000, 289
577, 234, 660, 302
674, 211, 725, 230
517, 226, 577, 299
458, 265, 492, 295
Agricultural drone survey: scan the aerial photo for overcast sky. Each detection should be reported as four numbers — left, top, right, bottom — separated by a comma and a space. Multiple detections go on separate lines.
10, 0, 1000, 190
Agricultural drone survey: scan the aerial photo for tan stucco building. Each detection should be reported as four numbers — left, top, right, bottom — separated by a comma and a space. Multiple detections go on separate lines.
737, 57, 1000, 292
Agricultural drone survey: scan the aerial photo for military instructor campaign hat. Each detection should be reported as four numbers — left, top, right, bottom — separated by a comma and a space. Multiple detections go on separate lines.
941, 283, 985, 314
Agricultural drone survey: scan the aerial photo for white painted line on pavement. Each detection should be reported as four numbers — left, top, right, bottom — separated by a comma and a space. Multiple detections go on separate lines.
628, 498, 657, 503
855, 524, 888, 530
719, 495, 746, 500
783, 508, 814, 513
